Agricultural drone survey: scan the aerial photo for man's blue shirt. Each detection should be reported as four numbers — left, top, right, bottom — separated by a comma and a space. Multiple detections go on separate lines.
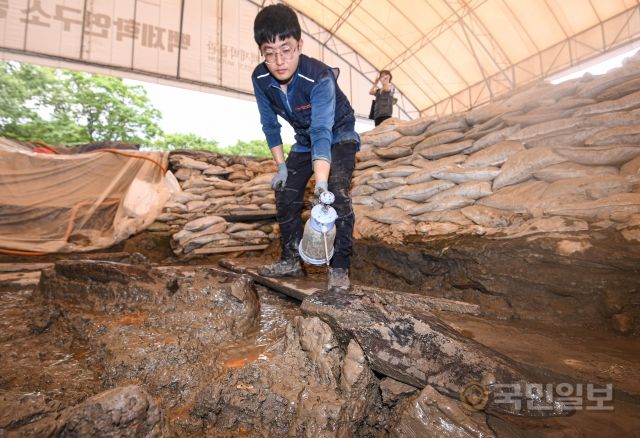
252, 57, 359, 164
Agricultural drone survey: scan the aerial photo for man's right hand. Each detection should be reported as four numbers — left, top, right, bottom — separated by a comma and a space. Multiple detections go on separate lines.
271, 163, 288, 191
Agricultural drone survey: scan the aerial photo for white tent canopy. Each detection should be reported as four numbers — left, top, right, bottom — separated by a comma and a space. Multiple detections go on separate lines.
1, 0, 639, 119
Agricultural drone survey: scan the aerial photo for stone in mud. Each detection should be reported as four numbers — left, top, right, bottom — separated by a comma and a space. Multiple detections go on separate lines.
406, 155, 468, 184
417, 139, 474, 160
379, 378, 419, 407
493, 148, 566, 190
464, 141, 526, 168
432, 165, 501, 184
374, 145, 413, 159
301, 288, 571, 417
14, 386, 170, 437
555, 145, 640, 166
390, 384, 495, 438
368, 176, 407, 191
533, 162, 619, 182
366, 207, 413, 225
192, 316, 384, 437
395, 180, 456, 202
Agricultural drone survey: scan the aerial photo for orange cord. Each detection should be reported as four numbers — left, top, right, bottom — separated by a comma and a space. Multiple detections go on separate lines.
97, 149, 168, 174
0, 248, 49, 256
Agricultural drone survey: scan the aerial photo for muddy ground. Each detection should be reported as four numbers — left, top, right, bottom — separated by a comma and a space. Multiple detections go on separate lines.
0, 230, 639, 437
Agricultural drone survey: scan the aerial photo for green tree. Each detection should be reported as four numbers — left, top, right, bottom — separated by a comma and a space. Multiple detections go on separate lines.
224, 139, 291, 158
0, 61, 162, 145
153, 132, 219, 151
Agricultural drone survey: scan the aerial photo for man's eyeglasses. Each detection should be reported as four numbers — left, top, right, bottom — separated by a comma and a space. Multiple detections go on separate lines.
262, 44, 297, 64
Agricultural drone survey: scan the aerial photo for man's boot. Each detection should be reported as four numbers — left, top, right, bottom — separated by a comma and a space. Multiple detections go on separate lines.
327, 267, 350, 291
257, 257, 305, 278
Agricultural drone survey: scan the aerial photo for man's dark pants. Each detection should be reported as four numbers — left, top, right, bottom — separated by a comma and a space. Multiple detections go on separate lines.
275, 141, 357, 270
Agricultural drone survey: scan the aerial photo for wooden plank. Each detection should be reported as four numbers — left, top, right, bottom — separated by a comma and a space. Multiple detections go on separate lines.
219, 210, 277, 222
218, 259, 481, 316
0, 263, 53, 272
191, 244, 269, 255
218, 259, 322, 301
358, 285, 481, 316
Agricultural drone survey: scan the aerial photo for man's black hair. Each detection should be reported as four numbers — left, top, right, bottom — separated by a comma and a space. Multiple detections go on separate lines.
254, 4, 301, 47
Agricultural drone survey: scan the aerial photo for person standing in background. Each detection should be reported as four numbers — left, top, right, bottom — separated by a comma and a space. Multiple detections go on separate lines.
369, 70, 395, 126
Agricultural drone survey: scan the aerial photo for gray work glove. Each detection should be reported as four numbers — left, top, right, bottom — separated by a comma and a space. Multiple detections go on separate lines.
271, 163, 288, 191
313, 181, 328, 204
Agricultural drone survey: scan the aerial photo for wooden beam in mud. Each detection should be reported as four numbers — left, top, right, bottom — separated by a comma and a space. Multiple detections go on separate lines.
218, 259, 480, 315
301, 288, 571, 418
219, 210, 277, 222
190, 244, 269, 255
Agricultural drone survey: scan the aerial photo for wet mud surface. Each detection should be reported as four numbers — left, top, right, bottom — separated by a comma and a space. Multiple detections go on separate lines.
0, 232, 639, 437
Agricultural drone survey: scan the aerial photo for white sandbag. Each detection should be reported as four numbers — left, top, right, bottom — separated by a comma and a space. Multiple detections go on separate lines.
366, 207, 413, 224
533, 162, 618, 182
406, 155, 467, 184
493, 148, 566, 189
555, 145, 640, 166
464, 141, 525, 168
395, 180, 456, 202
432, 165, 500, 184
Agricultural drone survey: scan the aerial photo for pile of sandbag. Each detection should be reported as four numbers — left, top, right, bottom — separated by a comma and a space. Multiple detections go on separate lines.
353, 50, 640, 240
154, 150, 278, 256
170, 214, 272, 256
